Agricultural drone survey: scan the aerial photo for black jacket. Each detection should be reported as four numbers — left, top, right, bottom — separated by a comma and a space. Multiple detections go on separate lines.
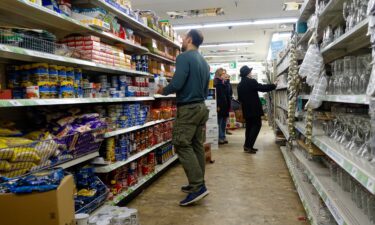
215, 78, 231, 117
237, 77, 276, 118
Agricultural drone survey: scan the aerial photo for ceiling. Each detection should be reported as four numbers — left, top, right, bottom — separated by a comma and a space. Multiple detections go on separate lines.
133, 0, 299, 62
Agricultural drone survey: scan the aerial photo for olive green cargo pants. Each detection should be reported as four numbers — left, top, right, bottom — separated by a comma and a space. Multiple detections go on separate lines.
173, 102, 209, 192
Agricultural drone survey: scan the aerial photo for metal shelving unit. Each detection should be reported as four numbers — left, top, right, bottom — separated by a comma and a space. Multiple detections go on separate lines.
295, 122, 375, 195
0, 0, 149, 53
298, 95, 370, 105
280, 147, 320, 225
94, 140, 172, 173
75, 0, 180, 48
104, 119, 174, 138
107, 155, 178, 205
293, 149, 373, 225
277, 104, 288, 111
0, 97, 155, 108
299, 0, 316, 22
55, 152, 99, 169
275, 119, 290, 140
0, 44, 151, 76
147, 52, 176, 64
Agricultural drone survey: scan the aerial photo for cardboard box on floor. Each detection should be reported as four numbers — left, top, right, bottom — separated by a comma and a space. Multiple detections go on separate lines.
0, 175, 76, 225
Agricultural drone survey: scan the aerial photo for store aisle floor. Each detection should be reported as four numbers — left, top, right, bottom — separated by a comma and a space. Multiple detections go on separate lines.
129, 123, 308, 225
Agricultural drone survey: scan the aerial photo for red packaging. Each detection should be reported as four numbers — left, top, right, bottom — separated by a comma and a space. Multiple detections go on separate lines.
0, 89, 12, 99
84, 40, 101, 47
83, 35, 100, 42
75, 41, 84, 46
74, 36, 83, 41
67, 41, 76, 47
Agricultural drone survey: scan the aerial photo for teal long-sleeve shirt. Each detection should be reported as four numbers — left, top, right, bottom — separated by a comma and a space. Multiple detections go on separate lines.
162, 50, 210, 104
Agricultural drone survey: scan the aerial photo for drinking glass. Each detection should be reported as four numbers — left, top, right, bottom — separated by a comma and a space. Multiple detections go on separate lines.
359, 54, 372, 94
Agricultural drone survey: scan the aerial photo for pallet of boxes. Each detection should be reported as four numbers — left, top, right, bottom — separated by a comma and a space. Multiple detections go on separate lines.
204, 99, 218, 163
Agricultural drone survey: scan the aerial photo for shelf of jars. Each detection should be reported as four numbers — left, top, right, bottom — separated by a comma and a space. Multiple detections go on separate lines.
317, 0, 346, 30
280, 147, 329, 225
295, 121, 375, 195
321, 18, 370, 64
75, 0, 180, 48
292, 147, 374, 225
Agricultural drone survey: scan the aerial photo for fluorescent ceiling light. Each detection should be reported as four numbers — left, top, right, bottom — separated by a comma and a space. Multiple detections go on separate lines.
174, 18, 298, 30
201, 42, 254, 48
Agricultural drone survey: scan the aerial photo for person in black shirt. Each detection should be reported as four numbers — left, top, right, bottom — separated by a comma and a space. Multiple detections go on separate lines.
237, 66, 276, 154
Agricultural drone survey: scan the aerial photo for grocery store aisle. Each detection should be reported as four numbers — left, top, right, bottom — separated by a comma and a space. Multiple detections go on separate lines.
129, 122, 308, 225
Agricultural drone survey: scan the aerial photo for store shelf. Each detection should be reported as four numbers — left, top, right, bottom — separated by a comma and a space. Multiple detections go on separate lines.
108, 155, 178, 205
299, 0, 316, 22
94, 140, 172, 173
104, 119, 175, 138
276, 48, 290, 67
0, 97, 154, 108
147, 53, 176, 64
318, 0, 345, 29
75, 0, 180, 48
297, 29, 314, 46
298, 95, 369, 105
280, 147, 320, 225
275, 119, 290, 140
0, 44, 151, 76
293, 149, 373, 225
153, 94, 176, 99
0, 0, 149, 53
277, 104, 288, 111
322, 18, 370, 63
295, 122, 375, 195
55, 152, 99, 169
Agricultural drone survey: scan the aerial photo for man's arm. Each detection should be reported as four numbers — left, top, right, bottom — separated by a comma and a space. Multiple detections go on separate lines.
162, 55, 189, 95
250, 79, 276, 92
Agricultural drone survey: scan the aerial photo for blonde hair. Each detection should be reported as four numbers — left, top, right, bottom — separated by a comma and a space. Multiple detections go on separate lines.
215, 68, 225, 79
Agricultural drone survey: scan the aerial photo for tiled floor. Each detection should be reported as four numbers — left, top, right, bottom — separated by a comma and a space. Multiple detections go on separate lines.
129, 123, 309, 225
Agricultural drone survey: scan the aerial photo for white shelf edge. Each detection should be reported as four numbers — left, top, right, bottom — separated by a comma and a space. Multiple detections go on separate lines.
153, 94, 176, 99
275, 119, 290, 140
110, 155, 178, 205
297, 95, 369, 105
94, 140, 172, 173
0, 44, 151, 76
280, 147, 319, 225
55, 152, 99, 169
295, 122, 375, 194
292, 149, 373, 225
147, 52, 176, 64
104, 119, 175, 138
0, 97, 155, 108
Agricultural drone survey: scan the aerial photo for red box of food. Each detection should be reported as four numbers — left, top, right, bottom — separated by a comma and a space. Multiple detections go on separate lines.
83, 35, 100, 42
75, 41, 84, 46
0, 89, 12, 99
74, 36, 83, 41
67, 41, 76, 47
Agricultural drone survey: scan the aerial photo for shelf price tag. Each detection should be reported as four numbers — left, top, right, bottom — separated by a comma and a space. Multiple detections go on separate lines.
351, 167, 358, 177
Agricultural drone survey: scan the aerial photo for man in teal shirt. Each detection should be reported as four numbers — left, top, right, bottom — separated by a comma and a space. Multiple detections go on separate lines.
157, 29, 210, 206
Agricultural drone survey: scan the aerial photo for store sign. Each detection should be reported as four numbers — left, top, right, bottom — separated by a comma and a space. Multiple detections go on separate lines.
270, 41, 284, 60
229, 62, 237, 69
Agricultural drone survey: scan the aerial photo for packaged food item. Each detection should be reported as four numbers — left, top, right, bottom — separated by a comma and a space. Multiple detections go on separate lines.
20, 65, 33, 88
38, 81, 50, 99
57, 66, 67, 82
0, 169, 29, 178
0, 127, 22, 137
26, 86, 40, 99
66, 67, 75, 81
32, 63, 49, 83
49, 65, 59, 82
11, 148, 40, 163
7, 65, 20, 89
0, 149, 14, 160
60, 80, 74, 98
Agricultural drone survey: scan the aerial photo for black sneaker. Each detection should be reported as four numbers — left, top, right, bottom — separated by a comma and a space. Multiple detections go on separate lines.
181, 185, 194, 193
244, 147, 256, 154
180, 185, 210, 206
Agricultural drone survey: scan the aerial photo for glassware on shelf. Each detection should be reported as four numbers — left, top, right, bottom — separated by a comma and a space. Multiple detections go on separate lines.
347, 116, 364, 153
368, 194, 375, 222
334, 59, 344, 95
341, 56, 356, 94
359, 54, 372, 94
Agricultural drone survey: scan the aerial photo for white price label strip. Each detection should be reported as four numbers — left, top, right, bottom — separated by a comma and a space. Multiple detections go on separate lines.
9, 100, 22, 106
367, 179, 375, 192
351, 167, 358, 177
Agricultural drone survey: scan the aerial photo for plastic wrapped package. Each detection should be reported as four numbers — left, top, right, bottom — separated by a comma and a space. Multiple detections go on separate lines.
299, 44, 324, 85
367, 50, 375, 96
306, 74, 328, 109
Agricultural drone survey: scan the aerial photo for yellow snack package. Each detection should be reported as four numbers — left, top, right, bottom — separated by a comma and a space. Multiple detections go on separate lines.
77, 189, 97, 197
0, 160, 11, 171
0, 168, 29, 178
0, 149, 13, 160
11, 148, 40, 163
0, 137, 34, 147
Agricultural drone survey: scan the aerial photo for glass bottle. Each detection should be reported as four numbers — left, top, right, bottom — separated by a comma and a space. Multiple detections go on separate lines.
359, 54, 372, 94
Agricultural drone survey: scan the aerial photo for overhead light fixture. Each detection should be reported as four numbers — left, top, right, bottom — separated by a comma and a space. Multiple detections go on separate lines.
174, 18, 298, 30
201, 42, 254, 48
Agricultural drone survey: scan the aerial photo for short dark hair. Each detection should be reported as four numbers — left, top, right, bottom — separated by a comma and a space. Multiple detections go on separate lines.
187, 29, 204, 48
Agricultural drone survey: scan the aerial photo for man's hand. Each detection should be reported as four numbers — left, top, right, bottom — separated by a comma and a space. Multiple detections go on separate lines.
156, 85, 164, 95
